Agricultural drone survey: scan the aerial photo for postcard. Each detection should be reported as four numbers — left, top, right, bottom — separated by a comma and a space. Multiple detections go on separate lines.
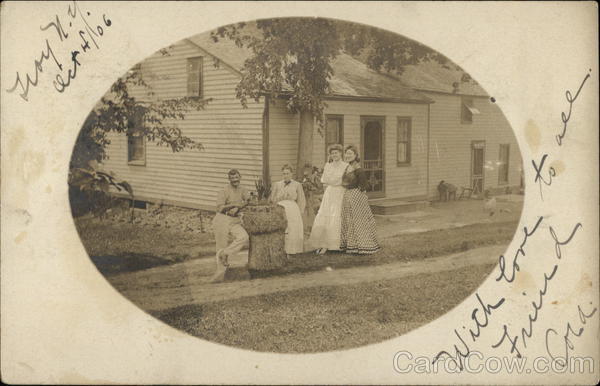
1, 1, 598, 384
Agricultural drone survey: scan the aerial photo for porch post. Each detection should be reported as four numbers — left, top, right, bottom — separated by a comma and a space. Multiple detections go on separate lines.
262, 95, 270, 184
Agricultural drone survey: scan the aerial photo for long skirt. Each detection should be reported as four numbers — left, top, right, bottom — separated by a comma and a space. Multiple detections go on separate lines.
308, 185, 345, 250
340, 188, 380, 254
277, 200, 304, 254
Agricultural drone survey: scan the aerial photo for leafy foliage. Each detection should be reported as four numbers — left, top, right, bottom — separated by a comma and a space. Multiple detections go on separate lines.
338, 23, 451, 74
70, 65, 207, 169
301, 165, 323, 195
211, 18, 465, 125
69, 161, 134, 219
212, 19, 341, 125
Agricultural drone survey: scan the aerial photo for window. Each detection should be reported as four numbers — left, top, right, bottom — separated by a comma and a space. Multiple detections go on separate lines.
461, 97, 480, 124
127, 112, 145, 165
128, 135, 145, 164
187, 57, 203, 97
498, 144, 510, 184
397, 117, 411, 165
325, 115, 343, 156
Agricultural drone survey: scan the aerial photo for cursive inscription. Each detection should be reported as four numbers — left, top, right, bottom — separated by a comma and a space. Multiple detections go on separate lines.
531, 155, 555, 201
432, 215, 545, 369
531, 70, 592, 200
432, 293, 505, 369
430, 70, 592, 372
555, 70, 592, 145
5, 1, 113, 101
496, 216, 544, 283
545, 303, 597, 369
491, 223, 582, 357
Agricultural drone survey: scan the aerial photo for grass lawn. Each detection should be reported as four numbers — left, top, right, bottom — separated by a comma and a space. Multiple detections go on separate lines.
151, 262, 497, 353
76, 216, 518, 277
75, 217, 215, 275
261, 220, 516, 278
74, 212, 515, 353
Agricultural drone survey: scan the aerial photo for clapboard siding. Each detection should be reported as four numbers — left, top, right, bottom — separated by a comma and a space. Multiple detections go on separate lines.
324, 100, 429, 198
101, 38, 521, 209
427, 93, 522, 197
102, 40, 264, 209
268, 98, 429, 199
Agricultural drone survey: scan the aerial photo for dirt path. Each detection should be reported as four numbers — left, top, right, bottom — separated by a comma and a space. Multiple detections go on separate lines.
107, 244, 504, 312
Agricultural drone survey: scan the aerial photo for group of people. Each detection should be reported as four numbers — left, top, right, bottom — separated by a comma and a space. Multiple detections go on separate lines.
210, 144, 380, 283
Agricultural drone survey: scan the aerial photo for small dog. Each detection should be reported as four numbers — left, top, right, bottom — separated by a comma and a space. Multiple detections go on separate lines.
438, 180, 457, 201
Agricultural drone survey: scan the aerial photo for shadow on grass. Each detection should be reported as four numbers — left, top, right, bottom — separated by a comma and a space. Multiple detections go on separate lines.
150, 304, 205, 332
91, 253, 186, 276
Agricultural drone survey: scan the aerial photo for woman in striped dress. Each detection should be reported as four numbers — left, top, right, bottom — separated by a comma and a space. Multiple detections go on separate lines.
340, 145, 381, 254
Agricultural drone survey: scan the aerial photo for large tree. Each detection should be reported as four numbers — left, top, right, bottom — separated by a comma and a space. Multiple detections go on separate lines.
212, 18, 460, 179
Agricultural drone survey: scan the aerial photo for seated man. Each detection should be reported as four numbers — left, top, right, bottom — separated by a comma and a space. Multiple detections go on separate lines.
210, 169, 250, 283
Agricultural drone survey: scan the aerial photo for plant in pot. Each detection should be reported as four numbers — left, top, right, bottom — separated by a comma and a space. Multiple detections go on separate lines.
254, 178, 272, 205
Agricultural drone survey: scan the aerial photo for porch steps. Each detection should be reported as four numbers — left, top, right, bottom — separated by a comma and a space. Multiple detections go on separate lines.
369, 199, 430, 215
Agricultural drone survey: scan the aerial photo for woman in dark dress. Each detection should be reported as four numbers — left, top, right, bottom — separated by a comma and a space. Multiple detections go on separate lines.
340, 145, 381, 254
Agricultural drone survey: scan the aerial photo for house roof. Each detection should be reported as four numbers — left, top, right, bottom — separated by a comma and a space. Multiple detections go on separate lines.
397, 60, 488, 97
187, 26, 488, 100
187, 32, 433, 104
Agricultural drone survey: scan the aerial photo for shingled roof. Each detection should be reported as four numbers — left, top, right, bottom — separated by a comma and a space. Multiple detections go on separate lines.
186, 32, 433, 104
186, 26, 488, 101
397, 60, 488, 97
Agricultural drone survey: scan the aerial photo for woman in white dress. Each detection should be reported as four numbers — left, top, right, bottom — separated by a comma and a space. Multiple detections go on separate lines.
308, 144, 349, 254
270, 164, 306, 255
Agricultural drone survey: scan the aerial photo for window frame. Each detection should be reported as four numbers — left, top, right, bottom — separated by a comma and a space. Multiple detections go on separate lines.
396, 117, 412, 166
127, 134, 146, 166
324, 114, 344, 158
127, 111, 146, 166
186, 56, 204, 98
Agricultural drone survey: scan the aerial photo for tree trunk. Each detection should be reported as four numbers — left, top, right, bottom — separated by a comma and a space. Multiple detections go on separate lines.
296, 110, 314, 180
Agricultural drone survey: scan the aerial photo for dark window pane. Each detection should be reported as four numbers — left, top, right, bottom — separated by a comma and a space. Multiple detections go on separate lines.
363, 121, 381, 161
128, 136, 144, 162
187, 57, 203, 97
397, 118, 411, 164
397, 143, 407, 163
325, 116, 343, 157
473, 148, 484, 175
326, 118, 340, 143
498, 144, 510, 184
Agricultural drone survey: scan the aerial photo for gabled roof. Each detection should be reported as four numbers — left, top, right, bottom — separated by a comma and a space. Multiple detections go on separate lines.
187, 32, 433, 104
187, 26, 488, 101
397, 60, 488, 97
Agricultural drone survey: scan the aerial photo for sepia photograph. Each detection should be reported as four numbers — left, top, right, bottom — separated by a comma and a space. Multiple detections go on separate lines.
68, 17, 525, 353
2, 1, 598, 383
